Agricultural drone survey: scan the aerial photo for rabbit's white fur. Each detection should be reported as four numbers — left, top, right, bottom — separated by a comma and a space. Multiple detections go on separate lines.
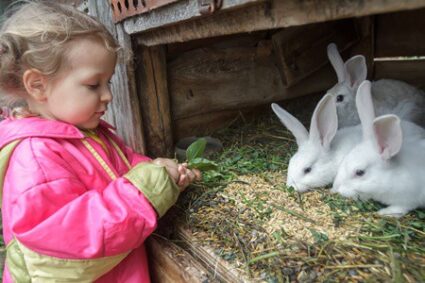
271, 94, 362, 192
326, 43, 425, 128
332, 81, 425, 217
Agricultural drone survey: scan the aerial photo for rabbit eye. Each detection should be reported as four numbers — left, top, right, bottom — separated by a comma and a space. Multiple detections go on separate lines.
355, 169, 365, 177
336, 94, 344, 102
303, 167, 312, 174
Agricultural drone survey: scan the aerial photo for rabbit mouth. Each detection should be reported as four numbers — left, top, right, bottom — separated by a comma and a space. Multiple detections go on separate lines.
294, 185, 312, 193
332, 185, 357, 198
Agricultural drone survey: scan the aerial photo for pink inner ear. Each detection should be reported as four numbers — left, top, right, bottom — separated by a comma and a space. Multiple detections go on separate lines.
378, 143, 386, 155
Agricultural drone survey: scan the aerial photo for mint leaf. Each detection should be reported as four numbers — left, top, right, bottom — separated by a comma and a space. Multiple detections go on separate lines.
189, 157, 218, 171
186, 138, 207, 162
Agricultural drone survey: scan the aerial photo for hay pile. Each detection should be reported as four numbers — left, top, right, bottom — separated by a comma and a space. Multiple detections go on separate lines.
177, 113, 425, 282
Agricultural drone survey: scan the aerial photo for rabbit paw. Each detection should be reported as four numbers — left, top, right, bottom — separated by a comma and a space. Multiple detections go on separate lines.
377, 206, 409, 218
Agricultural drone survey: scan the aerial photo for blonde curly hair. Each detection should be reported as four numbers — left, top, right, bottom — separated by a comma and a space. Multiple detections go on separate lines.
0, 0, 121, 107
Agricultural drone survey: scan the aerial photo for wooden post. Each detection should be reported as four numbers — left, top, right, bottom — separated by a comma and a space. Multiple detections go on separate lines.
88, 0, 146, 154
135, 45, 174, 158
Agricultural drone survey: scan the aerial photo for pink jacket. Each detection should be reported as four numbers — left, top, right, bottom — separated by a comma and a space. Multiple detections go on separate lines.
0, 117, 180, 282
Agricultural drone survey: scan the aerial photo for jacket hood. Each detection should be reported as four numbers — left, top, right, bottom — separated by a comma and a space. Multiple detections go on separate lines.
0, 117, 115, 148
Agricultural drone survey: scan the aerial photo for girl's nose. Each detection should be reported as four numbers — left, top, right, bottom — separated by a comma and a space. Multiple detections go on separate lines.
101, 88, 113, 103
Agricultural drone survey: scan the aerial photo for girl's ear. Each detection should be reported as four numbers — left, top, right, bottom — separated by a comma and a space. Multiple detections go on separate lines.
22, 68, 48, 101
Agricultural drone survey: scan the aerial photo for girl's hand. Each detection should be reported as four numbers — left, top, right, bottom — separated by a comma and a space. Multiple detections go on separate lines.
152, 158, 201, 191
176, 163, 202, 190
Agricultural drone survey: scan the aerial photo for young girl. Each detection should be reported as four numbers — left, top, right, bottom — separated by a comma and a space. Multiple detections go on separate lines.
0, 1, 201, 282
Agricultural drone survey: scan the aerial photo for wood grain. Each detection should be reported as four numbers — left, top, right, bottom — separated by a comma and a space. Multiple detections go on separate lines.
88, 0, 146, 154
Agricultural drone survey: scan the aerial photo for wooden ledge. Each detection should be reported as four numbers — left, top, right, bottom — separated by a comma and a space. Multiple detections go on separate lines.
128, 0, 425, 46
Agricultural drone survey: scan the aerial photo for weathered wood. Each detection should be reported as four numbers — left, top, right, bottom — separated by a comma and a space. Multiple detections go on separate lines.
146, 235, 213, 283
124, 0, 263, 34
168, 43, 282, 120
176, 227, 250, 283
88, 0, 146, 154
375, 8, 425, 57
133, 0, 425, 46
167, 31, 268, 60
168, 43, 336, 121
373, 60, 425, 89
174, 109, 249, 141
272, 19, 359, 87
135, 46, 174, 158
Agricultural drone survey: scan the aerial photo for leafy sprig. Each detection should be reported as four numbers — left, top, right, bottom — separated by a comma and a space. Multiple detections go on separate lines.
186, 138, 218, 171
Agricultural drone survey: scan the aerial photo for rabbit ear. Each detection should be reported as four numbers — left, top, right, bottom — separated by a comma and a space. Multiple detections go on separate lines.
271, 103, 309, 145
345, 55, 367, 89
372, 114, 403, 160
309, 94, 338, 149
356, 80, 376, 140
327, 43, 345, 83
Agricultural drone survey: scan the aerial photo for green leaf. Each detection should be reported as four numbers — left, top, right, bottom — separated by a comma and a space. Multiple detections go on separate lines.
189, 157, 218, 171
186, 138, 207, 162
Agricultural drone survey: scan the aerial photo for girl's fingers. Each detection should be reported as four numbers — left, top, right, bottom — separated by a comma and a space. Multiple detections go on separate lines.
178, 164, 186, 175
176, 164, 203, 190
178, 174, 188, 188
193, 169, 202, 181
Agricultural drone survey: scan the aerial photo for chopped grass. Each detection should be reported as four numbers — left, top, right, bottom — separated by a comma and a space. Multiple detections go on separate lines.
177, 113, 425, 282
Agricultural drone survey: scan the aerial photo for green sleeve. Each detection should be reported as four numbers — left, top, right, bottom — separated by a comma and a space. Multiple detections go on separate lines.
125, 162, 180, 217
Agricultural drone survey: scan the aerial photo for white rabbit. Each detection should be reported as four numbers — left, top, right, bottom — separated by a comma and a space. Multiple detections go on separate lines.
332, 81, 425, 217
326, 43, 425, 128
271, 94, 362, 192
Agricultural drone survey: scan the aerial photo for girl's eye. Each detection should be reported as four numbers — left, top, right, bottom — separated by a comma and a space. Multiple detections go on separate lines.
87, 84, 99, 90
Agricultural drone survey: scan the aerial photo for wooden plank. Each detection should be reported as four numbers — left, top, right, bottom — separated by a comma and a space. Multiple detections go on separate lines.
272, 19, 359, 87
146, 235, 214, 283
168, 43, 336, 121
167, 31, 268, 60
373, 60, 425, 89
174, 109, 249, 141
88, 0, 146, 154
175, 227, 250, 283
375, 8, 425, 57
133, 0, 425, 46
135, 46, 174, 158
124, 0, 263, 34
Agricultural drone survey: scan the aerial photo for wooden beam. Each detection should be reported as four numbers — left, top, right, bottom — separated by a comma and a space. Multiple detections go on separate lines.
88, 0, 146, 154
133, 0, 425, 46
124, 0, 263, 35
135, 46, 174, 158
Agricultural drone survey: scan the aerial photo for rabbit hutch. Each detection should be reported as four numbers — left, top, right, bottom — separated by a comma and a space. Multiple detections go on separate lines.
63, 0, 425, 282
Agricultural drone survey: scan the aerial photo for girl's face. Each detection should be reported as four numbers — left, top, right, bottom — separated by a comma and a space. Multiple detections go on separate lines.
42, 37, 116, 129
